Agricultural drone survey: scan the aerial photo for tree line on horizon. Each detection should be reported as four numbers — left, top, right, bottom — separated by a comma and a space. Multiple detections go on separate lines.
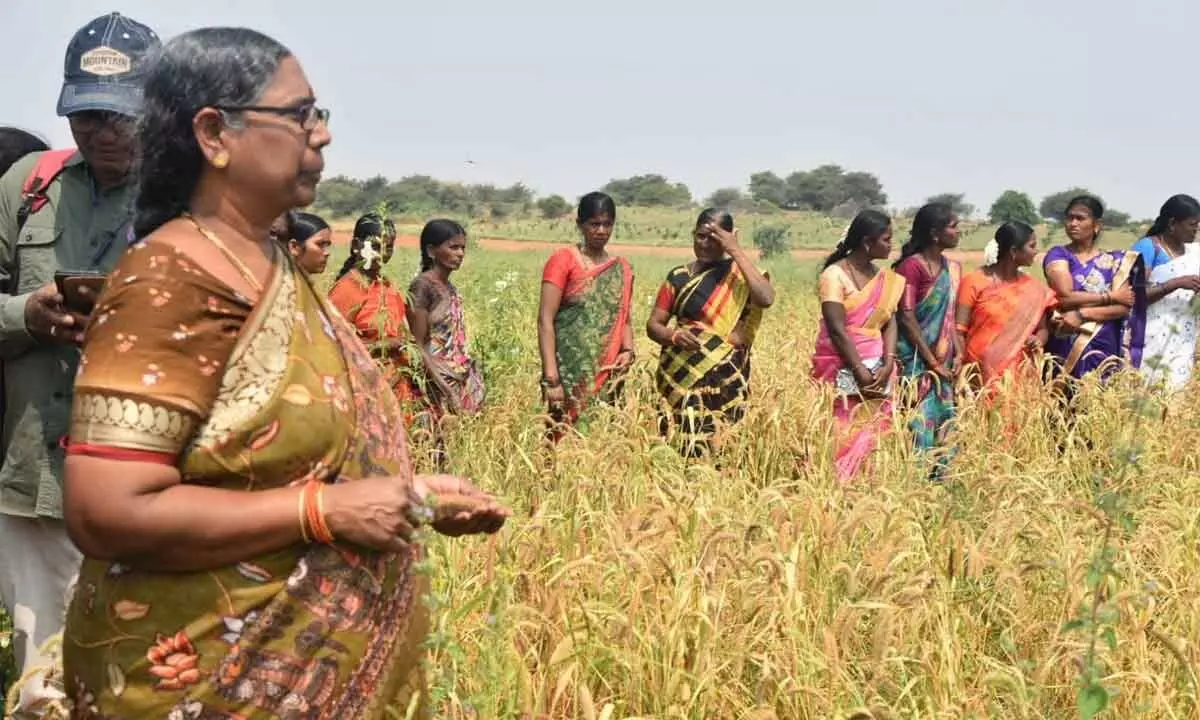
312, 166, 1137, 229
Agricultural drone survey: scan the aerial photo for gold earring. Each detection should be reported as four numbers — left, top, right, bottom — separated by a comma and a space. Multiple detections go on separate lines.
212, 152, 229, 169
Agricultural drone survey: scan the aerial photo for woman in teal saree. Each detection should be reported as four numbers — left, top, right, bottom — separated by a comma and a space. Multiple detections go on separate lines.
892, 203, 963, 474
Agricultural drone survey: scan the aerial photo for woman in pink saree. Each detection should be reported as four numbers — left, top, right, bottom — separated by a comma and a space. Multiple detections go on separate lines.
811, 210, 906, 483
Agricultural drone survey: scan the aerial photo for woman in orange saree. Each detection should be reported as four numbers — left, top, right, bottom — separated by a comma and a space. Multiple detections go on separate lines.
956, 222, 1056, 392
811, 210, 905, 484
538, 192, 635, 434
328, 212, 419, 415
57, 29, 507, 720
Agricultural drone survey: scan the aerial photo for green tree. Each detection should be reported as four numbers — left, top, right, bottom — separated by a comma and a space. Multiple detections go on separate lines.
497, 182, 534, 206
358, 175, 389, 211
1039, 187, 1095, 221
705, 187, 751, 210
778, 165, 887, 212
748, 171, 788, 207
536, 194, 571, 219
926, 192, 975, 218
988, 190, 1040, 226
383, 175, 440, 212
840, 171, 889, 209
602, 174, 692, 206
1103, 209, 1132, 228
314, 175, 364, 217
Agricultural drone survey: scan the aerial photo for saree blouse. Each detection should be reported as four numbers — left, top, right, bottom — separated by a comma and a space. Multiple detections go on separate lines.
64, 239, 429, 719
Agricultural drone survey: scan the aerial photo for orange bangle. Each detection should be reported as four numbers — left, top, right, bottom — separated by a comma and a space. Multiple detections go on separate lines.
303, 481, 335, 545
312, 485, 334, 544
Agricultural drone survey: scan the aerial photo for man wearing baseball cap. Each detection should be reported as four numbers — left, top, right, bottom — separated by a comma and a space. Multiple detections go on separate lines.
0, 12, 158, 717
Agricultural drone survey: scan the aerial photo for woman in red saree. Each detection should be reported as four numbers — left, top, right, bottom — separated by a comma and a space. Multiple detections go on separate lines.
956, 221, 1056, 391
328, 212, 419, 414
537, 192, 635, 434
811, 210, 905, 484
58, 29, 507, 719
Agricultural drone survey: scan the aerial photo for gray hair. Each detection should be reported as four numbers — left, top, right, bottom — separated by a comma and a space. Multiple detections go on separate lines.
134, 27, 290, 237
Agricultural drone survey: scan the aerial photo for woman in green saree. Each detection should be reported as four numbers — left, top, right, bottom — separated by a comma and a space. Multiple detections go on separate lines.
647, 208, 775, 457
58, 29, 508, 720
537, 192, 635, 436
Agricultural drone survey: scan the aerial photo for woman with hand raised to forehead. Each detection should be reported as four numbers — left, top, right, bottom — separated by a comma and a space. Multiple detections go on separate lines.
647, 208, 773, 458
60, 27, 508, 719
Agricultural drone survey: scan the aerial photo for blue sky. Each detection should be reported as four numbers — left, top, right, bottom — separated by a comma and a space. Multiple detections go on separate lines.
2, 0, 1193, 217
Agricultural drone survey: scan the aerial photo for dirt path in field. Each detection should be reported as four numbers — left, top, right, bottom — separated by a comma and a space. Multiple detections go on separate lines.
331, 230, 989, 263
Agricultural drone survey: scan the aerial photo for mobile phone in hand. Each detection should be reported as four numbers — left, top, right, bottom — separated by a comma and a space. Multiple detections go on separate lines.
54, 270, 106, 312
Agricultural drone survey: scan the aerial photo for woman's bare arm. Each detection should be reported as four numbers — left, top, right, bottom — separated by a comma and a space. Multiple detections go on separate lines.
1044, 262, 1109, 310
897, 309, 940, 369
538, 281, 563, 381
65, 457, 311, 571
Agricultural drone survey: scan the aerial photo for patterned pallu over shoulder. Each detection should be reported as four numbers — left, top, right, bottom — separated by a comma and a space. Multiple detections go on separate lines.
64, 240, 429, 720
547, 250, 634, 417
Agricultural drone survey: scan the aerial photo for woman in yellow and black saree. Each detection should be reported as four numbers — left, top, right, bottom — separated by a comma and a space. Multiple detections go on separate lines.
647, 209, 774, 457
57, 29, 508, 720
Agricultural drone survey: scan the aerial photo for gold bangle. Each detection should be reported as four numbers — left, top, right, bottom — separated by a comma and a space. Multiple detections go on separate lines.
298, 487, 311, 544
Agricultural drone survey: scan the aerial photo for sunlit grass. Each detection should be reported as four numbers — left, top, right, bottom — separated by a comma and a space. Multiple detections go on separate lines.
374, 245, 1198, 719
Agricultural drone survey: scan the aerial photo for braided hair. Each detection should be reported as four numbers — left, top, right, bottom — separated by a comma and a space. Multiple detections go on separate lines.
1145, 194, 1200, 239
822, 209, 891, 269
337, 212, 393, 279
893, 202, 954, 268
419, 219, 467, 272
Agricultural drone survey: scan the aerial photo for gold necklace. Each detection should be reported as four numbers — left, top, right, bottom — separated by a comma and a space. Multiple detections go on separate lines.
576, 245, 607, 270
921, 252, 941, 277
185, 213, 265, 294
1155, 235, 1180, 260
843, 259, 873, 291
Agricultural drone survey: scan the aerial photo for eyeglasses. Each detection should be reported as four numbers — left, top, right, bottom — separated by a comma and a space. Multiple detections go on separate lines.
214, 103, 330, 131
68, 110, 135, 131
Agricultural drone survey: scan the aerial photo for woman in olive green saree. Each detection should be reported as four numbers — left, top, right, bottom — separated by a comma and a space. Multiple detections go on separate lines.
55, 28, 507, 720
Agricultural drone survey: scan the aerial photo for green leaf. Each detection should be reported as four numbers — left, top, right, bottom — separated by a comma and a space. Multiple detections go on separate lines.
1101, 627, 1118, 650
1120, 513, 1138, 535
1063, 619, 1088, 633
1078, 682, 1109, 719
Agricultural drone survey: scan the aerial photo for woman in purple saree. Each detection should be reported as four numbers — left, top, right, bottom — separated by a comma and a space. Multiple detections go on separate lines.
1042, 195, 1147, 380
